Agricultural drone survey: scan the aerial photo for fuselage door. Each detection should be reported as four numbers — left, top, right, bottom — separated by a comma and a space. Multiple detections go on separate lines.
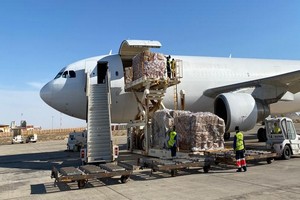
97, 61, 108, 84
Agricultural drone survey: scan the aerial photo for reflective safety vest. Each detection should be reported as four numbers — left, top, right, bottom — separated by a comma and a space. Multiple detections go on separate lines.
168, 131, 177, 148
274, 126, 281, 134
235, 132, 244, 151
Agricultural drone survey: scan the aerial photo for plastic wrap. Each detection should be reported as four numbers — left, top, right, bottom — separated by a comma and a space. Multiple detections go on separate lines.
132, 51, 166, 80
152, 109, 225, 151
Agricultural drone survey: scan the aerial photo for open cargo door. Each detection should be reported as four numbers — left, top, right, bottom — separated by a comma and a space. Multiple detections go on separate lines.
119, 40, 162, 68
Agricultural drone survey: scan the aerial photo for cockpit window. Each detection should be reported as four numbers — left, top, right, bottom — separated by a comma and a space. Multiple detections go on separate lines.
61, 70, 76, 78
54, 67, 66, 79
62, 71, 68, 78
54, 67, 76, 79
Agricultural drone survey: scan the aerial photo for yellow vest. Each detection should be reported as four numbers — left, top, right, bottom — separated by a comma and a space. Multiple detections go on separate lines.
168, 131, 177, 148
235, 132, 244, 151
274, 126, 281, 134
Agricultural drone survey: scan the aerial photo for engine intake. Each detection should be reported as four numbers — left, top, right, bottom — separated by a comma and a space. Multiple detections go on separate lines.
214, 93, 270, 132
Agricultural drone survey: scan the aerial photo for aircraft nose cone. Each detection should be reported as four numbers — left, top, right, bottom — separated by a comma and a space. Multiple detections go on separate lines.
40, 82, 53, 105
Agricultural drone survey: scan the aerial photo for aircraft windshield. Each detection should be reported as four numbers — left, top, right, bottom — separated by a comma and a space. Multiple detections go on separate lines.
54, 67, 66, 79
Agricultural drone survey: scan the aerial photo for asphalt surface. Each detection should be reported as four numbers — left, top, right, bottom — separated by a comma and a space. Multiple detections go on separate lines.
1, 128, 300, 200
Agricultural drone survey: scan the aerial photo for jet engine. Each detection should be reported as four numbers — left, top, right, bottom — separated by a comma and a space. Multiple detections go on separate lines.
214, 93, 270, 132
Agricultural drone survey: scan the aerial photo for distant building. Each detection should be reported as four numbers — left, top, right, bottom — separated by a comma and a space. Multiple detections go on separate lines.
0, 125, 10, 133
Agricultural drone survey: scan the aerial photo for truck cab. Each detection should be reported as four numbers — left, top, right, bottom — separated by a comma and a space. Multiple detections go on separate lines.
265, 117, 300, 159
11, 128, 24, 144
67, 130, 87, 151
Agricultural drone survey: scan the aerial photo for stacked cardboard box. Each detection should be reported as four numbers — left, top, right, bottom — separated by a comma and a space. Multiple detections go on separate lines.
124, 67, 133, 84
132, 51, 166, 81
152, 109, 225, 151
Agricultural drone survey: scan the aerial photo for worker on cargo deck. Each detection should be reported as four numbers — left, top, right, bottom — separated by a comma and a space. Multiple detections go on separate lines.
166, 55, 171, 78
168, 126, 177, 157
171, 58, 176, 78
273, 122, 281, 134
233, 126, 247, 172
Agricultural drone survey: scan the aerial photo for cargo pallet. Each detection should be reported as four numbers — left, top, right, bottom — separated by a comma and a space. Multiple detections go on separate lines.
204, 149, 277, 165
51, 163, 132, 189
138, 156, 214, 177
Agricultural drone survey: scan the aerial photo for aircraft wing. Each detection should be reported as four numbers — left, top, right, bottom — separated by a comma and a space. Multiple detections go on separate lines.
204, 70, 300, 98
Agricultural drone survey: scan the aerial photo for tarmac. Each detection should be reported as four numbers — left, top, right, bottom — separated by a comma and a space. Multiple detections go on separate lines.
1, 127, 300, 200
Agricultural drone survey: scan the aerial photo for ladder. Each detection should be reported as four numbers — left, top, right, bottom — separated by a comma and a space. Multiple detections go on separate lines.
174, 85, 178, 110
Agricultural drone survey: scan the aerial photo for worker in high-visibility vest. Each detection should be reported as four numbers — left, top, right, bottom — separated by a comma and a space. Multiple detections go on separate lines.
171, 58, 176, 78
273, 122, 281, 134
168, 126, 177, 157
233, 126, 247, 172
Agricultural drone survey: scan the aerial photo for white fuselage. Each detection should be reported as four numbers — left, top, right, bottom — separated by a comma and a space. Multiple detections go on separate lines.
40, 54, 300, 123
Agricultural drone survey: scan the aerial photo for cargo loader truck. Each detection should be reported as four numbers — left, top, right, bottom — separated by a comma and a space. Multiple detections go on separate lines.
265, 116, 300, 160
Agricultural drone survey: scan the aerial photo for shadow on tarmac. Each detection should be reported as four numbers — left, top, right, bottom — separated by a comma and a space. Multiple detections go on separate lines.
0, 150, 81, 170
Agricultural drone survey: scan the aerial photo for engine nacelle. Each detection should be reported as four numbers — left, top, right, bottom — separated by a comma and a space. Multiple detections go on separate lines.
214, 93, 270, 132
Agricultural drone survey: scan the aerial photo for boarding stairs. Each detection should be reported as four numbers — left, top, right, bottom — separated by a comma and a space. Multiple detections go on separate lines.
86, 73, 113, 163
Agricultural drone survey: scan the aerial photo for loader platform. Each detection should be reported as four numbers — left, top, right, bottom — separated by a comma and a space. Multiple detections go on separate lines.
125, 76, 180, 92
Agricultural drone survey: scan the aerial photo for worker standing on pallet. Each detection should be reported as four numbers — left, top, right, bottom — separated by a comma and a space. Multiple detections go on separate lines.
168, 126, 177, 157
166, 55, 171, 78
233, 126, 247, 172
171, 58, 176, 78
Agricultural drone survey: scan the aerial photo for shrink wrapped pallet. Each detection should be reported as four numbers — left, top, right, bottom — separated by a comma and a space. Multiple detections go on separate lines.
175, 112, 225, 151
152, 109, 225, 151
152, 109, 173, 148
132, 51, 166, 81
124, 67, 133, 84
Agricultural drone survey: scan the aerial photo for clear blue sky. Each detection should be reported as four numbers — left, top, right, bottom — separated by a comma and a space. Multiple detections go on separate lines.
1, 0, 300, 129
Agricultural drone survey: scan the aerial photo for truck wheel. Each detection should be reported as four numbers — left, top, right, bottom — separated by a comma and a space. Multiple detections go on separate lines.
224, 132, 230, 141
282, 145, 291, 160
257, 128, 267, 142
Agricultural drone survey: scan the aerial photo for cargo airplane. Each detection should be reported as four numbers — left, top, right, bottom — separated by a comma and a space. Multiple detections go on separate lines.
40, 40, 300, 139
